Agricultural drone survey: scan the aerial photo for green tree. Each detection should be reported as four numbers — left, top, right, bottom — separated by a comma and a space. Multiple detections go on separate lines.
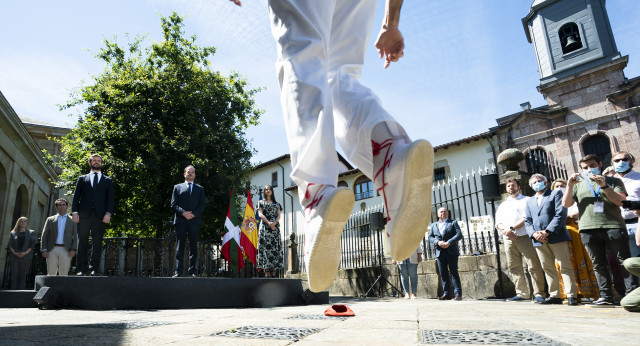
54, 13, 262, 239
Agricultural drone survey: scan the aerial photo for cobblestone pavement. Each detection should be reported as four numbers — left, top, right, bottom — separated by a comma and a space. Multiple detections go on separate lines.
0, 297, 638, 345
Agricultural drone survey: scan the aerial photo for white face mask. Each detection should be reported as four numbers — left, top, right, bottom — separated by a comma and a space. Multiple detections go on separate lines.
557, 187, 566, 194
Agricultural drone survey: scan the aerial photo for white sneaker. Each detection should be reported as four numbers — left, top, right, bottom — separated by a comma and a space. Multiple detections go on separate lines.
302, 184, 355, 292
372, 139, 434, 261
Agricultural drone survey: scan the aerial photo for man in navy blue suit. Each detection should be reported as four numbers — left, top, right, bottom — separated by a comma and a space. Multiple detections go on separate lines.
71, 154, 115, 276
428, 207, 463, 300
171, 165, 206, 277
525, 174, 578, 306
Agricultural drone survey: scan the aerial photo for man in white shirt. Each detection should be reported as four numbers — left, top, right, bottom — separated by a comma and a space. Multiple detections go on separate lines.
613, 151, 640, 257
495, 178, 546, 302
41, 198, 78, 276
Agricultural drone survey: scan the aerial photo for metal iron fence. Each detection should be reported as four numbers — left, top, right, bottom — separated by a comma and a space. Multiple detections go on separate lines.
525, 148, 569, 182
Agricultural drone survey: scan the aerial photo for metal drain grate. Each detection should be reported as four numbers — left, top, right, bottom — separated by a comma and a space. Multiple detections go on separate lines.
75, 321, 173, 330
286, 314, 349, 321
214, 326, 322, 341
421, 330, 569, 345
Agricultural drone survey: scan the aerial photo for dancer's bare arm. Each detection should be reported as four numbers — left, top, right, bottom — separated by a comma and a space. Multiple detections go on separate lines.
375, 0, 405, 68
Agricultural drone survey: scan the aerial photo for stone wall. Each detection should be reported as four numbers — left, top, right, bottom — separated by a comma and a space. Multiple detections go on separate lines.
286, 252, 519, 299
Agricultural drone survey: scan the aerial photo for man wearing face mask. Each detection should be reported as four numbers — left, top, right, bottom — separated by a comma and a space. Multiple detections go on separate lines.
563, 154, 638, 306
525, 174, 578, 305
612, 151, 640, 258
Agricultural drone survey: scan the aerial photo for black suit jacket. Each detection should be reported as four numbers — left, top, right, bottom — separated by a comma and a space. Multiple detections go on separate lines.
171, 182, 206, 225
72, 172, 115, 218
428, 219, 463, 257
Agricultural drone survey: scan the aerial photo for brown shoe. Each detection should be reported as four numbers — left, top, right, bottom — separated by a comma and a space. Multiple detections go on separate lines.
438, 294, 451, 300
454, 295, 462, 301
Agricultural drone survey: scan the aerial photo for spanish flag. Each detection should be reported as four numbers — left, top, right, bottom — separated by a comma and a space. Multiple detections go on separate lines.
222, 190, 244, 272
240, 189, 259, 265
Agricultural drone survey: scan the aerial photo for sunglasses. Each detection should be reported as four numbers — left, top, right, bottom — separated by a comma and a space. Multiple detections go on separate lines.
613, 158, 629, 163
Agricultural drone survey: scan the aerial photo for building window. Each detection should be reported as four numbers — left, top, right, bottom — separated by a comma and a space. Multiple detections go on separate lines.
559, 22, 583, 54
354, 175, 374, 201
337, 181, 348, 188
583, 134, 612, 170
271, 171, 278, 187
525, 148, 551, 178
434, 167, 446, 182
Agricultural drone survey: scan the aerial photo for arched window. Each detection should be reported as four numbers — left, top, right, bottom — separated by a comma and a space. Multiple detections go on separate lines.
353, 175, 374, 201
12, 185, 29, 227
583, 134, 612, 170
559, 23, 583, 54
337, 181, 348, 188
525, 148, 550, 178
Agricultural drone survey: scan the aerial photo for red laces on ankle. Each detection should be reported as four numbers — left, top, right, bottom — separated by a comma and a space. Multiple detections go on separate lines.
372, 139, 394, 224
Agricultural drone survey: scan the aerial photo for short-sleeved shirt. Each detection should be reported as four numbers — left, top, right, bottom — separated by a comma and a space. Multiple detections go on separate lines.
615, 170, 640, 220
572, 176, 627, 230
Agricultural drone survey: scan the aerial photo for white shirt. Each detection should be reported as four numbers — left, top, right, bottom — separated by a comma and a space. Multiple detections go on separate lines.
90, 171, 102, 187
56, 214, 67, 244
495, 193, 529, 237
616, 170, 640, 220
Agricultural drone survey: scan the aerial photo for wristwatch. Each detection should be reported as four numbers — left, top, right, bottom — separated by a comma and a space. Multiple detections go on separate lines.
601, 185, 610, 189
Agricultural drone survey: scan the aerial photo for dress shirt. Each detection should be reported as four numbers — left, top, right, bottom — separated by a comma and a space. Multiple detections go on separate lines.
616, 170, 640, 220
495, 193, 529, 237
56, 214, 67, 244
535, 193, 544, 206
438, 220, 446, 236
90, 171, 103, 188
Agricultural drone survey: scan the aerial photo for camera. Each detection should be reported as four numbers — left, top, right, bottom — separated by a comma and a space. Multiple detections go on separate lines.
621, 200, 640, 210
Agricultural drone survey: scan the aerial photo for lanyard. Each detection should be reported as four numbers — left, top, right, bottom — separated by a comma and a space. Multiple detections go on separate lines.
586, 181, 601, 199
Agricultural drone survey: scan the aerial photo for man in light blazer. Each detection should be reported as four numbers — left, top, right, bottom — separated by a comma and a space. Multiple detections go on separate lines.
41, 198, 78, 276
71, 154, 115, 276
428, 207, 463, 300
171, 165, 206, 277
525, 174, 578, 306
71, 154, 114, 276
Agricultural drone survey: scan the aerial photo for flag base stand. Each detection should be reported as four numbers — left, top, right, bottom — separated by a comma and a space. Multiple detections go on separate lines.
32, 275, 328, 310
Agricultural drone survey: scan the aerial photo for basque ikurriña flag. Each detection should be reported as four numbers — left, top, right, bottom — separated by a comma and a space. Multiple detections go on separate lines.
240, 189, 258, 265
222, 190, 244, 272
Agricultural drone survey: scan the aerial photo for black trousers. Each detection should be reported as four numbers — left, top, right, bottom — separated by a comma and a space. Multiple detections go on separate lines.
581, 228, 639, 299
77, 210, 106, 273
175, 222, 201, 276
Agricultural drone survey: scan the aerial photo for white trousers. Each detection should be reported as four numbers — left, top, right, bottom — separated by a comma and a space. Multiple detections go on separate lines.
47, 246, 71, 276
269, 0, 410, 190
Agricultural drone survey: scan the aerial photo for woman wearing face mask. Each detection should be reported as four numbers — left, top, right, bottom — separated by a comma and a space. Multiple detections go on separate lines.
551, 179, 599, 300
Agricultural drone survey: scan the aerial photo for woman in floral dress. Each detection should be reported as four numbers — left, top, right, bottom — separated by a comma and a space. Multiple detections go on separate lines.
256, 185, 283, 277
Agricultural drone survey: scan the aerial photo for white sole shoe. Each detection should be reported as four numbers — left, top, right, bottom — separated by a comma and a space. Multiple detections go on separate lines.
384, 140, 434, 261
304, 187, 355, 292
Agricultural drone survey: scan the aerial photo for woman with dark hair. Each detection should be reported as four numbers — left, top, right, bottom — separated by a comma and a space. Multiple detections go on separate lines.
256, 185, 283, 277
7, 217, 37, 290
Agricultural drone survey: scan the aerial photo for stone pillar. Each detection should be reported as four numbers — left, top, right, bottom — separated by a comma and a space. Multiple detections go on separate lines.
497, 148, 533, 197
287, 233, 298, 274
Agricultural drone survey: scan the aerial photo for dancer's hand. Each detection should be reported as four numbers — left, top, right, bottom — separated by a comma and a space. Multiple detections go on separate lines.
375, 26, 404, 68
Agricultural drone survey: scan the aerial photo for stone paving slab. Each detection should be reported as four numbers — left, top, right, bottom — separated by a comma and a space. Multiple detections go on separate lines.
0, 297, 638, 345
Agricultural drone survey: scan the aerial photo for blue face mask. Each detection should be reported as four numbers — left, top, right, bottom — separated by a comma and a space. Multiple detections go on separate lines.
532, 181, 546, 192
614, 161, 630, 173
589, 167, 601, 176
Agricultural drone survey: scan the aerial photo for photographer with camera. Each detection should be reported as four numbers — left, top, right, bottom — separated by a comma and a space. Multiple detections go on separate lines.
612, 151, 640, 258
563, 154, 639, 306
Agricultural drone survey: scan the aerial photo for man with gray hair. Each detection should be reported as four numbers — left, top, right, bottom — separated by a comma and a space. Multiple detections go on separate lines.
525, 174, 578, 305
612, 151, 640, 257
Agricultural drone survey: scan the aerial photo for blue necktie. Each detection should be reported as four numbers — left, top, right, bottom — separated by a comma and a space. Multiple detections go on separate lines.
188, 182, 192, 195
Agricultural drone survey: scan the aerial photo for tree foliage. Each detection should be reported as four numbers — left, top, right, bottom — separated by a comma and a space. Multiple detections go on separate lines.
53, 13, 262, 239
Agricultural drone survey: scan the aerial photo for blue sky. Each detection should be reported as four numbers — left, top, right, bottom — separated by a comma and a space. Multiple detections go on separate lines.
1, 1, 639, 165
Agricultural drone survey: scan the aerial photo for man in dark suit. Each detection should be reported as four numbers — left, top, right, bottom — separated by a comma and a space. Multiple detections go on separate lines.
41, 198, 78, 276
525, 174, 578, 306
71, 154, 115, 276
171, 165, 206, 277
428, 207, 463, 300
